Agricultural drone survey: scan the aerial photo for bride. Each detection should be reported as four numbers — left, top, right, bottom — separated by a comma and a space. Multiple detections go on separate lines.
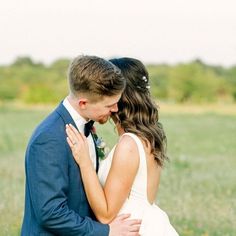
66, 57, 179, 235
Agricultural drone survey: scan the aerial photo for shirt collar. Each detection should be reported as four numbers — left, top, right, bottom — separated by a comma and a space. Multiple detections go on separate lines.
63, 97, 87, 131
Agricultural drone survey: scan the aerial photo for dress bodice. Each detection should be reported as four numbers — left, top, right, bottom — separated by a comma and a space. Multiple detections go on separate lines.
98, 133, 179, 236
98, 133, 149, 202
98, 133, 150, 220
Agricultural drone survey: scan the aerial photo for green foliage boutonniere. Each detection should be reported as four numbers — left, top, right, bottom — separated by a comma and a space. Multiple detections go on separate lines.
91, 126, 109, 160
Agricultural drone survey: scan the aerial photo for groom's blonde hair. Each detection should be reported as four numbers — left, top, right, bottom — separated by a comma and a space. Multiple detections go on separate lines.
68, 55, 125, 101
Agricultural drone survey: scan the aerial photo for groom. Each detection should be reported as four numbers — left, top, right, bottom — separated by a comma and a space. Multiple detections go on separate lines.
21, 55, 141, 235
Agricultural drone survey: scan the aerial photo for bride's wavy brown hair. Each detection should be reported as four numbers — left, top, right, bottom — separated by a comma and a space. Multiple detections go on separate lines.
109, 58, 168, 167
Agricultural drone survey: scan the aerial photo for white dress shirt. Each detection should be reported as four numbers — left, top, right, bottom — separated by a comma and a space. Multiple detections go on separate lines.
63, 98, 97, 169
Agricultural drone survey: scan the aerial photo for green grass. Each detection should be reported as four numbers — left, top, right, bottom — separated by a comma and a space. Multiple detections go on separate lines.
0, 106, 235, 235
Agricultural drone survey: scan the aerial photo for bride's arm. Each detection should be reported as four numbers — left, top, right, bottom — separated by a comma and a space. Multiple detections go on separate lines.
66, 124, 139, 224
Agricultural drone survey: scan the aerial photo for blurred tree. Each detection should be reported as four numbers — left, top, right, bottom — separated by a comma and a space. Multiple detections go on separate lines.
12, 56, 44, 68
226, 66, 236, 101
148, 64, 170, 100
0, 57, 235, 104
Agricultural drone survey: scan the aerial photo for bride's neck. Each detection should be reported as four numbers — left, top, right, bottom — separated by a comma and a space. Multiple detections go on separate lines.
116, 124, 125, 136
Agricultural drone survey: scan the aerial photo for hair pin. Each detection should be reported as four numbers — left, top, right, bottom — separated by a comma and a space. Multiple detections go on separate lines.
142, 76, 148, 82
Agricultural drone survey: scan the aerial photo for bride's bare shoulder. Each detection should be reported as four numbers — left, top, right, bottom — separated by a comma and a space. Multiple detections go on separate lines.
112, 134, 139, 164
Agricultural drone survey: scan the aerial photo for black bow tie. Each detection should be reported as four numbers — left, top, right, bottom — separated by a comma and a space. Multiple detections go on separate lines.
84, 120, 95, 137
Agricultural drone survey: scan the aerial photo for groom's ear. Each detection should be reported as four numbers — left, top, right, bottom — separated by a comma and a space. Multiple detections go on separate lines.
78, 98, 89, 110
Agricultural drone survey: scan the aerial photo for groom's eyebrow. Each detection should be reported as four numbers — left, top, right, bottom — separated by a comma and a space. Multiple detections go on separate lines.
106, 102, 117, 107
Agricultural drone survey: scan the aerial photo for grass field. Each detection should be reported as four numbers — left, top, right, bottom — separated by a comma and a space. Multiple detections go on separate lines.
0, 104, 235, 235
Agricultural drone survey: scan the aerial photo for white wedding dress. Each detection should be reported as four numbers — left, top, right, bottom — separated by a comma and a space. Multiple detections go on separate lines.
98, 133, 179, 236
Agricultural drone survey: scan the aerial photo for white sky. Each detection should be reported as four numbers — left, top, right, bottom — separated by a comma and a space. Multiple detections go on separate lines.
1, 0, 236, 66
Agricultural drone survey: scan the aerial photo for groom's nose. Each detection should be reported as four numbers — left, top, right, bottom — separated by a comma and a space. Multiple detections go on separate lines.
110, 103, 118, 112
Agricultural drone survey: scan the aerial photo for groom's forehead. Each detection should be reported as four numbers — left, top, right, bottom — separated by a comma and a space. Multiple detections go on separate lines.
102, 94, 121, 105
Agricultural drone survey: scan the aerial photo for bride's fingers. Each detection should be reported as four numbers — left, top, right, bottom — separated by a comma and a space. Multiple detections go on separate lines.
66, 137, 74, 148
66, 124, 82, 144
80, 132, 87, 142
66, 134, 76, 147
115, 213, 131, 221
69, 124, 82, 138
65, 125, 76, 141
68, 124, 88, 144
66, 134, 78, 151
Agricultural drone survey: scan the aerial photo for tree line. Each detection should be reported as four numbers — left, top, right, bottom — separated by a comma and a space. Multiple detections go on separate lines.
0, 57, 235, 104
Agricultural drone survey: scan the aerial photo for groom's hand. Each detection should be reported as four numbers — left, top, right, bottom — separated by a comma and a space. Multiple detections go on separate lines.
109, 214, 141, 236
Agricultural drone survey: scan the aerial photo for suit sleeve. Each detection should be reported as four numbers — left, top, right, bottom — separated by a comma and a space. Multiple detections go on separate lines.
26, 131, 109, 236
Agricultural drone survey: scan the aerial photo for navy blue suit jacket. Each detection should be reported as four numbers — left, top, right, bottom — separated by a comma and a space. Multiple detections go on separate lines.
21, 102, 109, 236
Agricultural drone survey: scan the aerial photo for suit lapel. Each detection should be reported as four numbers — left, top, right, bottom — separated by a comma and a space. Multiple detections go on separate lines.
56, 101, 99, 172
55, 101, 77, 128
91, 133, 99, 173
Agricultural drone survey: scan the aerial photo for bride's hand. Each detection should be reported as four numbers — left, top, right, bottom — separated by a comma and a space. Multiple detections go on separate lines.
66, 124, 91, 168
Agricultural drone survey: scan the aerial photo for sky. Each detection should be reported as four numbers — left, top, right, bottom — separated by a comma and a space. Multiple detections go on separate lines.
1, 0, 236, 66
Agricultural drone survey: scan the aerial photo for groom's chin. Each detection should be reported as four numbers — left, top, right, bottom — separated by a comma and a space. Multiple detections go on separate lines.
98, 116, 109, 124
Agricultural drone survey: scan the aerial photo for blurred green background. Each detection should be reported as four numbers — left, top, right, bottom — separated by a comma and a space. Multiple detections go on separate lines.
0, 58, 236, 235
0, 57, 236, 104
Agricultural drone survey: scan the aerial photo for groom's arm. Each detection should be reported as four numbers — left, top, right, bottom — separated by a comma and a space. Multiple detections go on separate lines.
26, 131, 109, 236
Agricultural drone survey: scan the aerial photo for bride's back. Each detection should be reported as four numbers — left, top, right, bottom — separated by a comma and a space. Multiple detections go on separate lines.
142, 139, 162, 204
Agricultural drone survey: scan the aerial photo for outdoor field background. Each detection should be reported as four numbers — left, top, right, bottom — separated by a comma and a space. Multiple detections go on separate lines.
0, 103, 235, 236
1, 1, 236, 235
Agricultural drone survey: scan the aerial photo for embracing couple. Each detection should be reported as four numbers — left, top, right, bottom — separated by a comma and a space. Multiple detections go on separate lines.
21, 55, 179, 235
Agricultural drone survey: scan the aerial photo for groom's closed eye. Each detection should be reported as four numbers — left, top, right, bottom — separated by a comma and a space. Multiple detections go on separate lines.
106, 103, 117, 108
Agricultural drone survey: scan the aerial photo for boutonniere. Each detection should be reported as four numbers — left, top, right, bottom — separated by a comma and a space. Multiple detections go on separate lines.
91, 126, 109, 160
